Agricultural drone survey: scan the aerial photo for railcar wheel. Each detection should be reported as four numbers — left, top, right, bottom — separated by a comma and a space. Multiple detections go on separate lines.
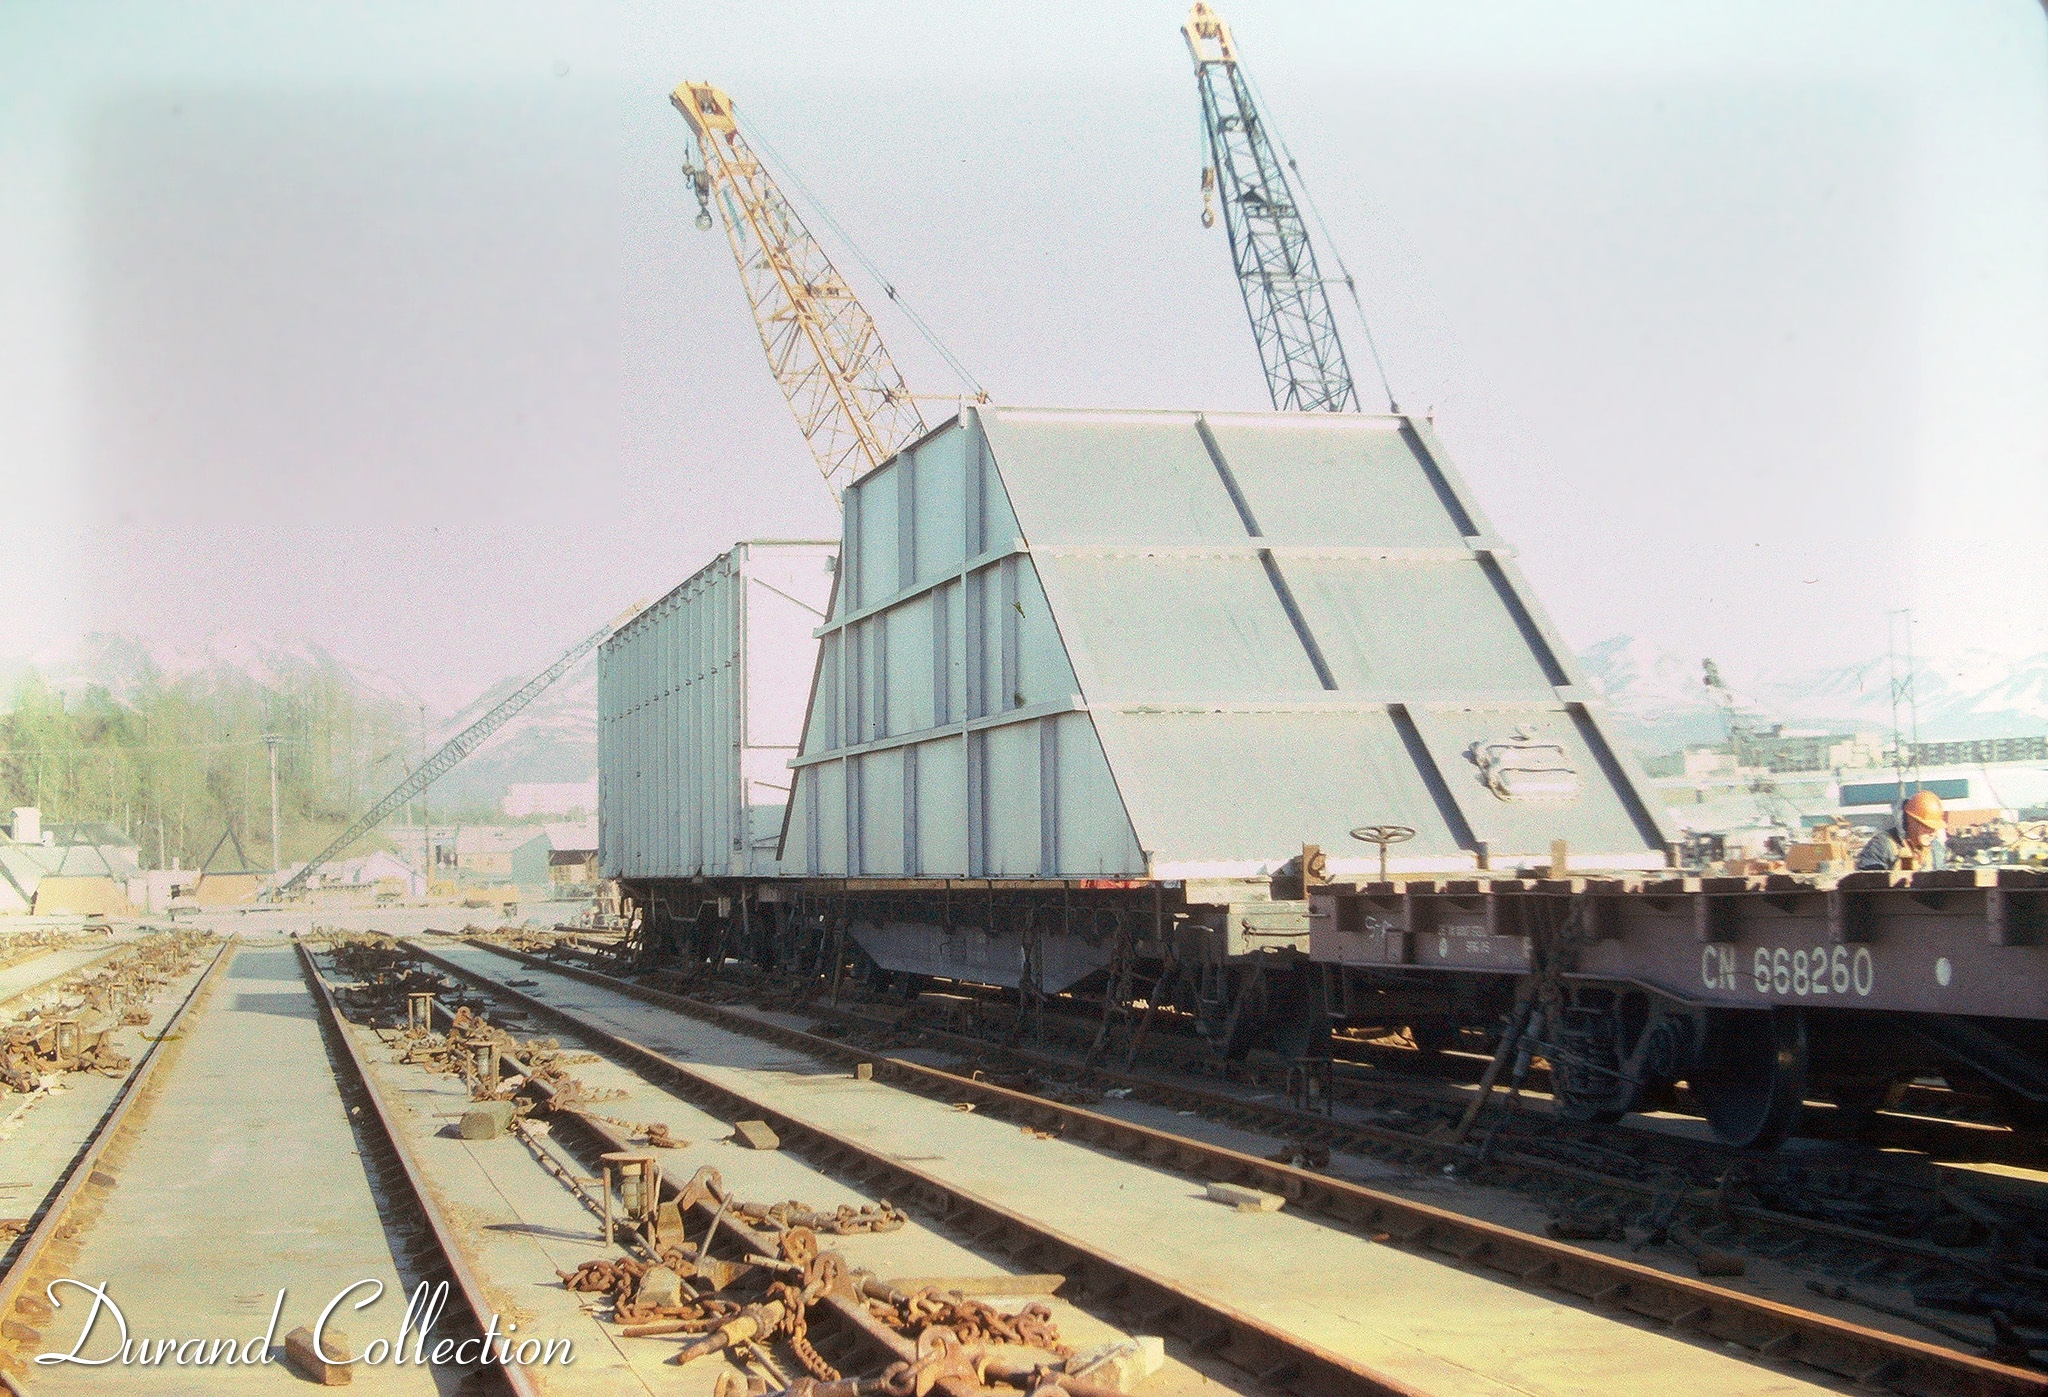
1408, 1020, 1457, 1055
1692, 1008, 1808, 1149
1268, 967, 1330, 1062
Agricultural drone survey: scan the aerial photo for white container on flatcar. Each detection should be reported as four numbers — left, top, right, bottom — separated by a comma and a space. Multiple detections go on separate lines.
598, 541, 836, 881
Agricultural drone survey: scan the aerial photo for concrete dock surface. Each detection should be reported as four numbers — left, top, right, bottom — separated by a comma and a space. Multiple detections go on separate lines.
418, 938, 1837, 1397
33, 943, 448, 1395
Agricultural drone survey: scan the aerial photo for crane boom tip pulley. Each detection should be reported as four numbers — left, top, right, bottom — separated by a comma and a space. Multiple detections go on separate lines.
1183, 3, 1237, 65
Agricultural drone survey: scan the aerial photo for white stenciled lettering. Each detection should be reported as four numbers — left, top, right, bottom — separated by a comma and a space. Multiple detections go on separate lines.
1741, 944, 1878, 1000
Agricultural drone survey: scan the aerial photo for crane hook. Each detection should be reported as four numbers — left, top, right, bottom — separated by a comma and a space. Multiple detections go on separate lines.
1200, 165, 1217, 228
683, 161, 715, 231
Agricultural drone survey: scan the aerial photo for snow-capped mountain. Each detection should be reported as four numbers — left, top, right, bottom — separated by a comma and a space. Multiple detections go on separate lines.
424, 660, 597, 810
1578, 636, 2048, 753
3, 630, 429, 714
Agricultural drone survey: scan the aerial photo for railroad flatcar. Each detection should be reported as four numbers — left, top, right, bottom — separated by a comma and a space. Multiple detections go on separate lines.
600, 405, 2048, 1148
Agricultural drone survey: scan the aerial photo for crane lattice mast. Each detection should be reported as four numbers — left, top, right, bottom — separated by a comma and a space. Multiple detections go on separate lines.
278, 615, 624, 895
1184, 3, 1359, 413
673, 81, 926, 501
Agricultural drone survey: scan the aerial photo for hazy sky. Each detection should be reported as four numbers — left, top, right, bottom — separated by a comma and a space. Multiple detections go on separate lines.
2, 1, 2043, 710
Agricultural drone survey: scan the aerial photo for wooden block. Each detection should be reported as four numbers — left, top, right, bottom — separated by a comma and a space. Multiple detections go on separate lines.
1066, 1335, 1166, 1392
636, 1265, 685, 1309
853, 1062, 873, 1081
732, 1120, 780, 1151
1205, 1181, 1284, 1213
459, 1101, 516, 1140
284, 1325, 352, 1385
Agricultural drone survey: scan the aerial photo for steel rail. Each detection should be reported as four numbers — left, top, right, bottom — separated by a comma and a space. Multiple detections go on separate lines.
798, 991, 2039, 1293
295, 940, 541, 1397
441, 936, 2048, 1397
400, 937, 1429, 1397
819, 968, 2042, 1167
0, 935, 233, 1385
405, 986, 1214, 1397
624, 950, 2048, 1303
0, 942, 135, 1012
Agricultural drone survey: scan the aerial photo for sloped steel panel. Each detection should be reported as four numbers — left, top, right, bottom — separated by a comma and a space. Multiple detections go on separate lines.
916, 734, 969, 874
883, 597, 936, 736
910, 431, 968, 586
984, 721, 1043, 878
980, 412, 1247, 545
1031, 554, 1323, 697
1053, 712, 1147, 877
852, 467, 898, 610
857, 749, 906, 876
1089, 708, 1474, 877
1203, 416, 1473, 547
969, 420, 1022, 557
1277, 557, 1557, 699
1406, 706, 1666, 870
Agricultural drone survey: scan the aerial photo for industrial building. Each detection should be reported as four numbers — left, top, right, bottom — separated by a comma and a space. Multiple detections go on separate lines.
0, 809, 149, 916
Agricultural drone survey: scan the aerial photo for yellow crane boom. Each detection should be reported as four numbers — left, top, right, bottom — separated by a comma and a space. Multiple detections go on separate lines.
673, 81, 926, 501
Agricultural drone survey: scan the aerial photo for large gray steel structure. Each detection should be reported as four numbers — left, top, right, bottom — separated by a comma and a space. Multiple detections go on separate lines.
781, 405, 1672, 884
597, 405, 2048, 1148
602, 404, 1671, 999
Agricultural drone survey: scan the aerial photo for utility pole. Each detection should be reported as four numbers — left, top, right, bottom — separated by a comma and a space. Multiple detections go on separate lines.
1887, 609, 1921, 808
419, 706, 431, 902
262, 734, 285, 898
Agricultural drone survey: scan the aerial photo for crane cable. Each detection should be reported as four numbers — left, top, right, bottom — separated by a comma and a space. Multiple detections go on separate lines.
738, 117, 987, 403
1238, 67, 1399, 414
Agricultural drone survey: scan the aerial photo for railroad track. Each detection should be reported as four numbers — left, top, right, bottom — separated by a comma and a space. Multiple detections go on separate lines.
0, 936, 233, 1384
794, 993, 2048, 1279
432, 933, 2048, 1397
824, 971, 2043, 1170
373, 934, 1437, 1397
639, 956, 2048, 1357
296, 940, 540, 1395
0, 936, 535, 1391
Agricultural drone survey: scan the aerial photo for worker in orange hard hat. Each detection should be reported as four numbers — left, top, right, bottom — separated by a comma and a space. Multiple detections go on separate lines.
1856, 790, 1947, 871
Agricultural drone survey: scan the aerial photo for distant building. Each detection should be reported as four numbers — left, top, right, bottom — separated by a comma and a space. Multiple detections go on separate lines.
387, 824, 553, 892
273, 848, 423, 902
544, 819, 599, 888
502, 781, 598, 818
0, 811, 145, 915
